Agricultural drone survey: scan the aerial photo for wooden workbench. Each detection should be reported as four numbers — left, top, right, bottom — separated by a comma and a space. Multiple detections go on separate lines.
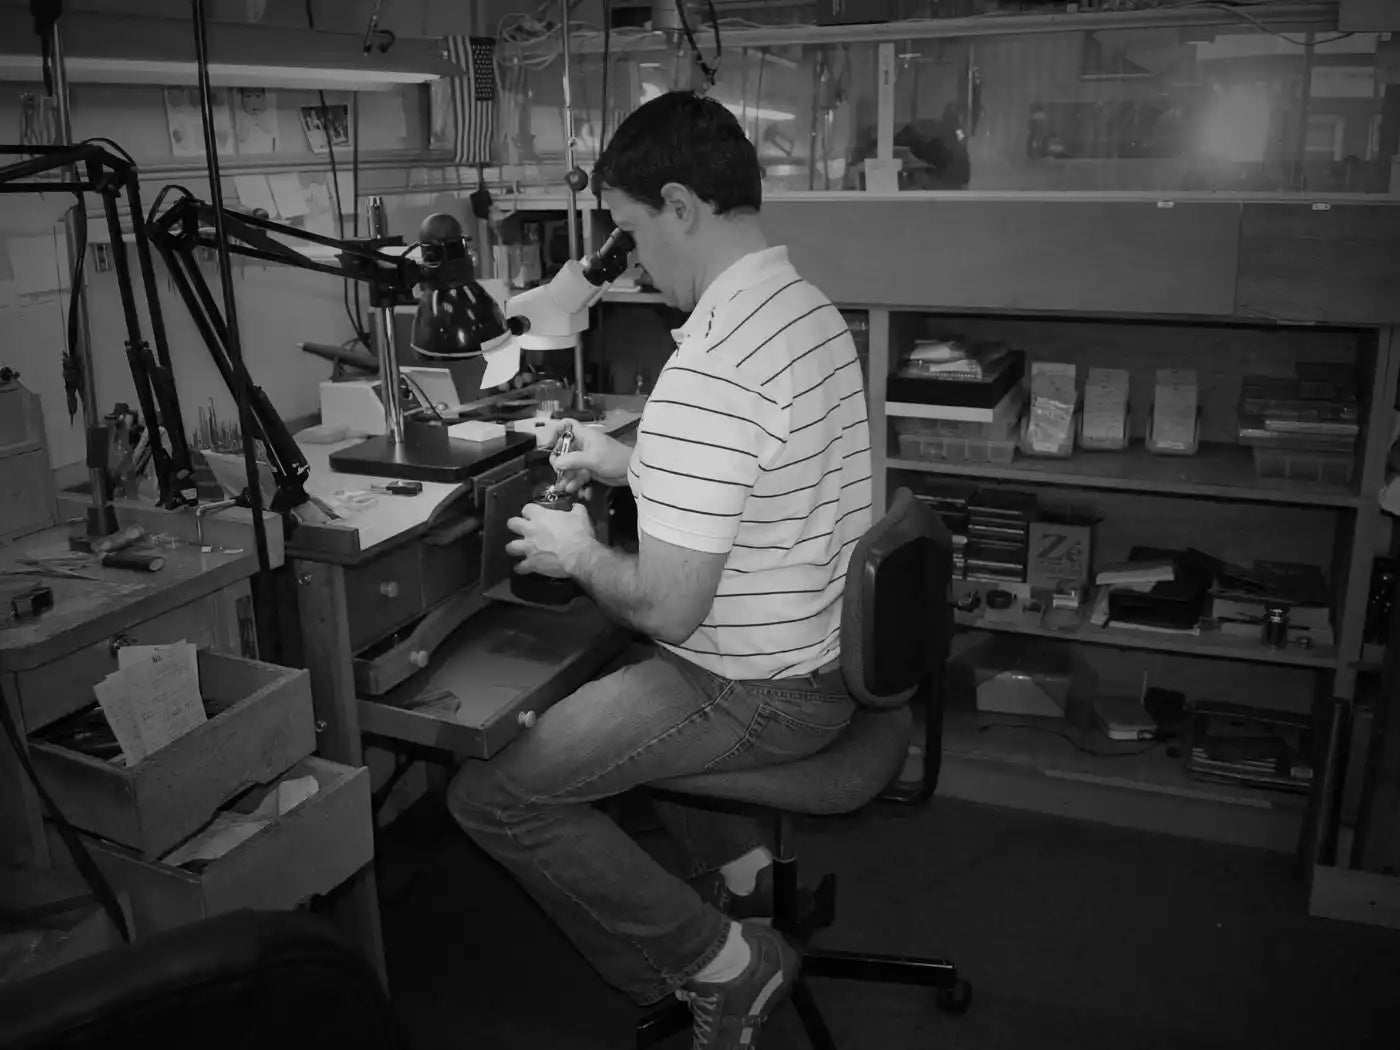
1, 529, 262, 868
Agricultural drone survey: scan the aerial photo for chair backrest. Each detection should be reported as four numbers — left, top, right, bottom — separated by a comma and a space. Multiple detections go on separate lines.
840, 487, 954, 710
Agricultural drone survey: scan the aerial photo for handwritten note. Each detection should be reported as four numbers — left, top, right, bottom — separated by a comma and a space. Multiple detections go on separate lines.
94, 642, 205, 764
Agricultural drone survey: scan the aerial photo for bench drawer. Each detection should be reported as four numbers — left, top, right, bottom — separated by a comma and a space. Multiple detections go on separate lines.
357, 603, 629, 759
47, 757, 372, 937
29, 653, 314, 859
343, 545, 423, 651
15, 583, 255, 731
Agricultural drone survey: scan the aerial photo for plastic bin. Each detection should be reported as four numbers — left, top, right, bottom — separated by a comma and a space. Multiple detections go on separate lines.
1252, 448, 1356, 484
896, 432, 1017, 465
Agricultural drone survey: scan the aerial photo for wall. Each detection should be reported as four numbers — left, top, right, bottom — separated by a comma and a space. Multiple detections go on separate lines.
0, 71, 440, 467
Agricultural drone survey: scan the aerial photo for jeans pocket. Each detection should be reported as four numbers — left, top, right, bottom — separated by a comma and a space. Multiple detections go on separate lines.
701, 705, 773, 772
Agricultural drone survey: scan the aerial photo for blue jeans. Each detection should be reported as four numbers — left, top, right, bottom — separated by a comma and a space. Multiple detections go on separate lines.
447, 643, 854, 1005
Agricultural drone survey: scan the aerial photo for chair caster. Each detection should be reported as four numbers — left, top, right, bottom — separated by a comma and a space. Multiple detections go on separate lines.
936, 979, 972, 1015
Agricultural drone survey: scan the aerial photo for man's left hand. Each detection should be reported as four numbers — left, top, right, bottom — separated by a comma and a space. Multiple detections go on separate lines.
505, 502, 596, 578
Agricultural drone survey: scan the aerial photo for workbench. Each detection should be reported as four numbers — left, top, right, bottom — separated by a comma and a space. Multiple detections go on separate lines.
1, 518, 380, 982
283, 408, 641, 982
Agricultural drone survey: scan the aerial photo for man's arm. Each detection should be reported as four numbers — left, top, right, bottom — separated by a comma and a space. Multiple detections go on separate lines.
564, 529, 725, 645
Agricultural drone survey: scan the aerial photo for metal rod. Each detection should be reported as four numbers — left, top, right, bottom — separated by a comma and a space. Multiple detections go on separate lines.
191, 0, 272, 583
50, 23, 110, 535
367, 196, 404, 443
559, 0, 589, 415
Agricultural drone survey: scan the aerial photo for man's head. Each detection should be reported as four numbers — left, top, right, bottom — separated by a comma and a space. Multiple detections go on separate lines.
594, 91, 764, 311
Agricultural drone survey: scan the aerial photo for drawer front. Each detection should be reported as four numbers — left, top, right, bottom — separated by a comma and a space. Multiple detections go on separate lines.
420, 532, 483, 608
15, 582, 255, 731
344, 545, 423, 651
357, 602, 630, 759
352, 589, 486, 697
28, 654, 315, 859
47, 757, 372, 936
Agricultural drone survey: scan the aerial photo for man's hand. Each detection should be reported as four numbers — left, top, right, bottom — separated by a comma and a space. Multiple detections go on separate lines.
539, 419, 633, 493
505, 502, 597, 578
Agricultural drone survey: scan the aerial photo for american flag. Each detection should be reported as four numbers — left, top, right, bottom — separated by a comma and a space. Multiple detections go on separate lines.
445, 36, 498, 166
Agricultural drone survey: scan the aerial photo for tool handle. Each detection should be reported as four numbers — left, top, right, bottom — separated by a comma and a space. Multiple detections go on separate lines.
100, 551, 165, 572
96, 524, 146, 553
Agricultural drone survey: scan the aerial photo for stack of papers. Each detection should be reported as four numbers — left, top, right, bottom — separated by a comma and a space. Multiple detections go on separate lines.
93, 643, 205, 766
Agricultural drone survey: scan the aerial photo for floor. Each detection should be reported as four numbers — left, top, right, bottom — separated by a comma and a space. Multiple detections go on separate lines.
375, 792, 1400, 1050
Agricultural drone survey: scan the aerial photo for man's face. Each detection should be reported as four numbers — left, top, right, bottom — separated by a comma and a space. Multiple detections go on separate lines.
602, 186, 696, 311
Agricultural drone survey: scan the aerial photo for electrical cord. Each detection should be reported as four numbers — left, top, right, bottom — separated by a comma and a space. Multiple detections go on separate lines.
978, 721, 1166, 758
304, 3, 372, 349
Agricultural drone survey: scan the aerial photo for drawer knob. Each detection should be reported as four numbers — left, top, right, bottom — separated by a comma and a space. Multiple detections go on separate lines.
379, 581, 400, 598
517, 710, 537, 729
409, 649, 429, 669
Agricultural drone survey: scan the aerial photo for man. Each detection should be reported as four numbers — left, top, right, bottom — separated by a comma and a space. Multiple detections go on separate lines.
449, 91, 872, 1049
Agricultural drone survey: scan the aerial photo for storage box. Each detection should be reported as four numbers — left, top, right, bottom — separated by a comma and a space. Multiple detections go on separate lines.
28, 652, 314, 859
896, 433, 1017, 465
46, 757, 371, 937
1252, 448, 1356, 484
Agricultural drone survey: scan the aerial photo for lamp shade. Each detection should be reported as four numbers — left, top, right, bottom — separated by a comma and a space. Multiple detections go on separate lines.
411, 282, 511, 360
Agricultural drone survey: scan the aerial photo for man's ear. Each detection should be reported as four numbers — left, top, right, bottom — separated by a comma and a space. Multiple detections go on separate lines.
658, 182, 701, 229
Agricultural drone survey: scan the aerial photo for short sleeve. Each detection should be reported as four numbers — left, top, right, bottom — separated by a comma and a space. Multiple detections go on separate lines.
627, 354, 788, 555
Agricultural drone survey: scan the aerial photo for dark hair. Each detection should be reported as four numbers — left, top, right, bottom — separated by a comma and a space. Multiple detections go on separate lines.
593, 91, 761, 215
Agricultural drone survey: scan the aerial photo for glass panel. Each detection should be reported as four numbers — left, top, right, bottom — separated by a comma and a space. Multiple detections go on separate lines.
498, 39, 881, 193
887, 24, 1394, 194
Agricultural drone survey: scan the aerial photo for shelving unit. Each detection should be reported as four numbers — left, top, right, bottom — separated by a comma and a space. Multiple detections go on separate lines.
886, 438, 1362, 509
953, 611, 1339, 670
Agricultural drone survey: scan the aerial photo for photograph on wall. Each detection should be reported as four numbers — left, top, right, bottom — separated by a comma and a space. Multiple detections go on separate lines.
164, 86, 234, 157
300, 103, 352, 154
234, 88, 278, 153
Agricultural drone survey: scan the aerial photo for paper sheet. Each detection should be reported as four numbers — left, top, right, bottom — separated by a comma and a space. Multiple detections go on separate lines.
94, 642, 205, 765
162, 775, 319, 867
479, 339, 522, 390
267, 172, 311, 217
233, 88, 278, 153
164, 87, 233, 157
233, 174, 278, 216
118, 643, 200, 696
6, 234, 64, 294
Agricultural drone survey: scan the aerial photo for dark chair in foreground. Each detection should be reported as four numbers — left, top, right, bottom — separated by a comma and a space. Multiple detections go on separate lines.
639, 487, 968, 1049
0, 910, 407, 1050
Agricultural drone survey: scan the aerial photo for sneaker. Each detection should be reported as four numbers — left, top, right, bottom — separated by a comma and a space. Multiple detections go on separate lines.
691, 864, 774, 923
677, 921, 800, 1050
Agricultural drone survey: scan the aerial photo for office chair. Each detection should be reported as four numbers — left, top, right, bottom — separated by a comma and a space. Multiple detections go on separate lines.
0, 910, 409, 1050
637, 487, 969, 1050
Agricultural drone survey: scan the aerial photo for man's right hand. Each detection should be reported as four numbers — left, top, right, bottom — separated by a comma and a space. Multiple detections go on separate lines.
544, 419, 632, 492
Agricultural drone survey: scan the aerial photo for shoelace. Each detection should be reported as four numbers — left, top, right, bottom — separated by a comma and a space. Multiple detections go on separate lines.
675, 988, 720, 1048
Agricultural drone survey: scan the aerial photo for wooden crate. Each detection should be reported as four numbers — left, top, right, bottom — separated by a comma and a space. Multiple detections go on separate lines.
28, 652, 314, 859
46, 757, 372, 937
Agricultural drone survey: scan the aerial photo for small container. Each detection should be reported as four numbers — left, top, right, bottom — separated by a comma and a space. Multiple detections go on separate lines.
1262, 603, 1290, 649
510, 483, 582, 606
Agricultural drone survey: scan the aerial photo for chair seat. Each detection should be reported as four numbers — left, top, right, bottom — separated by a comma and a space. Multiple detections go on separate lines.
651, 705, 912, 815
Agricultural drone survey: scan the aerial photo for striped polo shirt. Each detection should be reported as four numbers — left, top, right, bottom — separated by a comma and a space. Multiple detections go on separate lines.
627, 246, 873, 681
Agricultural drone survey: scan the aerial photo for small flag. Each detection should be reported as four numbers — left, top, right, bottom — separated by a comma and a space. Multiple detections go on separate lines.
445, 36, 498, 166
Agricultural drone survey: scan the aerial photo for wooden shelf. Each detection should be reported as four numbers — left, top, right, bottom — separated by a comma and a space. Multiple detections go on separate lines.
937, 706, 1307, 853
954, 610, 1337, 669
888, 437, 1360, 508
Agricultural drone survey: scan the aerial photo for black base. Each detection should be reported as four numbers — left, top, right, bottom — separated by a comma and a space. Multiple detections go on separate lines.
328, 426, 534, 483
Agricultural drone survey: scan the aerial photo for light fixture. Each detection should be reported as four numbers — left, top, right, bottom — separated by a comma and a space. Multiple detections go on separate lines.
0, 11, 457, 92
410, 214, 513, 362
